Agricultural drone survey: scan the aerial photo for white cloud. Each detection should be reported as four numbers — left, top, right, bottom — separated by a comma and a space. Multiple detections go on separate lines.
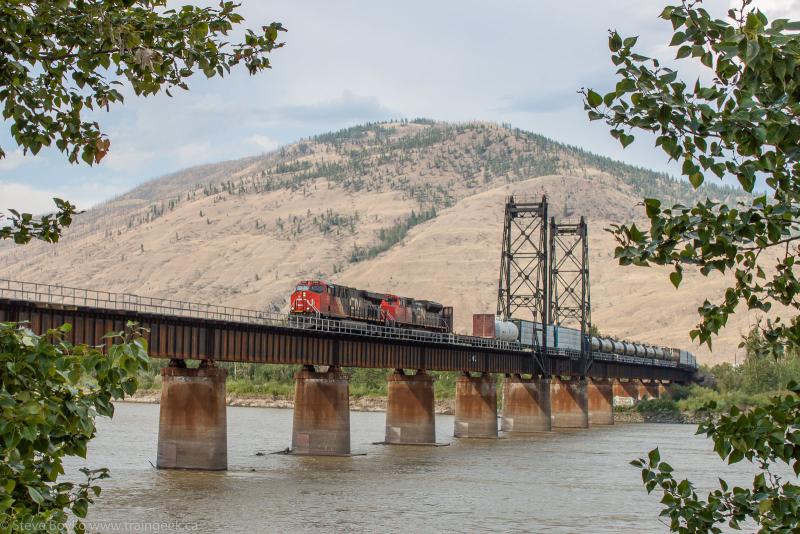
0, 180, 122, 215
247, 135, 280, 152
750, 0, 800, 18
0, 182, 65, 215
103, 144, 155, 173
0, 0, 759, 205
175, 141, 213, 167
0, 149, 32, 172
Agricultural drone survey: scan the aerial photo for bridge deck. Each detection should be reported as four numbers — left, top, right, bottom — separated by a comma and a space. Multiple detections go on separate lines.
0, 279, 694, 382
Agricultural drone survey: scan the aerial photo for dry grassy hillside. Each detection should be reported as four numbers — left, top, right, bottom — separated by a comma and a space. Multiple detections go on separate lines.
0, 121, 753, 364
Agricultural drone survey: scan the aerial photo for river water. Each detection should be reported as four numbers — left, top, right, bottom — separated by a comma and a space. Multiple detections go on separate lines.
66, 403, 762, 533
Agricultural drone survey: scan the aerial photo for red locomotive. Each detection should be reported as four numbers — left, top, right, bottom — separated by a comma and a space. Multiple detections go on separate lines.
290, 280, 453, 333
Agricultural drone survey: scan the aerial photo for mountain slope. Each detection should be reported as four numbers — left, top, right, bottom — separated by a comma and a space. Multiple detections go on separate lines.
0, 121, 752, 364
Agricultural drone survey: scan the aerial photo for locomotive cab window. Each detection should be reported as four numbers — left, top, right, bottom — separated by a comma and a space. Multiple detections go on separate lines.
296, 285, 309, 291
309, 285, 324, 293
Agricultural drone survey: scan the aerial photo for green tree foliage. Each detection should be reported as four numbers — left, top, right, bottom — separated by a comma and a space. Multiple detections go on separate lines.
350, 208, 437, 262
583, 0, 799, 353
0, 322, 149, 533
0, 1, 285, 243
585, 1, 800, 530
633, 384, 800, 532
0, 199, 78, 245
713, 327, 800, 395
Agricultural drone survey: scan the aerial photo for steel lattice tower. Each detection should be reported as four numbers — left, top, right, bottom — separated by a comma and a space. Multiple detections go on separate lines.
549, 216, 593, 374
497, 195, 549, 374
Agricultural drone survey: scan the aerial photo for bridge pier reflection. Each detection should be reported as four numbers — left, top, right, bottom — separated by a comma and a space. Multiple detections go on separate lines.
500, 375, 552, 432
384, 369, 437, 445
550, 377, 589, 428
157, 360, 227, 470
291, 366, 351, 455
454, 372, 498, 438
587, 378, 614, 425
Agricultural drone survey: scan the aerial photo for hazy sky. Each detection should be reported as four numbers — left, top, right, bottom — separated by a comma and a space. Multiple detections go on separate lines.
1, 0, 797, 213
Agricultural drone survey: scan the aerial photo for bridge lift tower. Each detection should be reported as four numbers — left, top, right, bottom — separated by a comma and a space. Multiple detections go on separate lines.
496, 195, 593, 377
549, 217, 593, 375
496, 195, 550, 375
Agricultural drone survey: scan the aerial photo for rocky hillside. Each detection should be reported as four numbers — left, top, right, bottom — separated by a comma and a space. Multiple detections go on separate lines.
0, 120, 749, 363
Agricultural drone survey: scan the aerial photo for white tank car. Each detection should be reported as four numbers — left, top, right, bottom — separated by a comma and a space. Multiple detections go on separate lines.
494, 319, 519, 342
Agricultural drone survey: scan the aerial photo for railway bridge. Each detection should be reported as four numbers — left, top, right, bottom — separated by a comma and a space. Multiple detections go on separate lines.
0, 278, 694, 470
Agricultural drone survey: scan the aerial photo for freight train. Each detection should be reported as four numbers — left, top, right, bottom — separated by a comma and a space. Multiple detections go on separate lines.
474, 314, 697, 368
289, 282, 696, 368
290, 280, 453, 332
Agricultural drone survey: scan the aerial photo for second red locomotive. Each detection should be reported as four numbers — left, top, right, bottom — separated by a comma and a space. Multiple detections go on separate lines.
290, 280, 453, 333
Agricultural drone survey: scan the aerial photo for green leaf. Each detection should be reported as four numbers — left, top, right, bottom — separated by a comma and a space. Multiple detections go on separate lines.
587, 89, 603, 108
676, 45, 692, 59
644, 198, 661, 218
620, 133, 635, 148
744, 40, 760, 62
688, 172, 704, 188
670, 268, 683, 289
758, 498, 773, 514
27, 486, 44, 504
623, 36, 639, 48
648, 448, 661, 466
609, 32, 623, 52
669, 31, 686, 47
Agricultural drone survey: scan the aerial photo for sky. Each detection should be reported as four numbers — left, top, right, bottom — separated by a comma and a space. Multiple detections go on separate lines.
1, 0, 798, 214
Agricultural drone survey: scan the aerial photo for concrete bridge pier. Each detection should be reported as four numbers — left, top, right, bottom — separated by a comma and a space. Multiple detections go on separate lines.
658, 381, 670, 398
638, 380, 660, 400
612, 379, 639, 407
291, 365, 351, 455
157, 360, 228, 470
550, 377, 589, 429
454, 372, 498, 438
587, 378, 614, 425
500, 375, 551, 432
384, 369, 437, 445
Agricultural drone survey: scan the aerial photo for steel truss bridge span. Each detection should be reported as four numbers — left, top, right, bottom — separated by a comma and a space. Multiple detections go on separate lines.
0, 279, 695, 382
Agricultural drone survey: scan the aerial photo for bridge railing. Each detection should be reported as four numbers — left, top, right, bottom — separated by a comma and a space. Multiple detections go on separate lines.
0, 278, 290, 325
0, 278, 524, 352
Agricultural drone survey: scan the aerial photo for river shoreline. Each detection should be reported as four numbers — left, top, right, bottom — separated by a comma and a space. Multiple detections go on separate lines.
123, 390, 697, 423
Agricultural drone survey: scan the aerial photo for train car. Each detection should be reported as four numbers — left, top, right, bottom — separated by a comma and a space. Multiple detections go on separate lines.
505, 320, 697, 369
290, 280, 453, 332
